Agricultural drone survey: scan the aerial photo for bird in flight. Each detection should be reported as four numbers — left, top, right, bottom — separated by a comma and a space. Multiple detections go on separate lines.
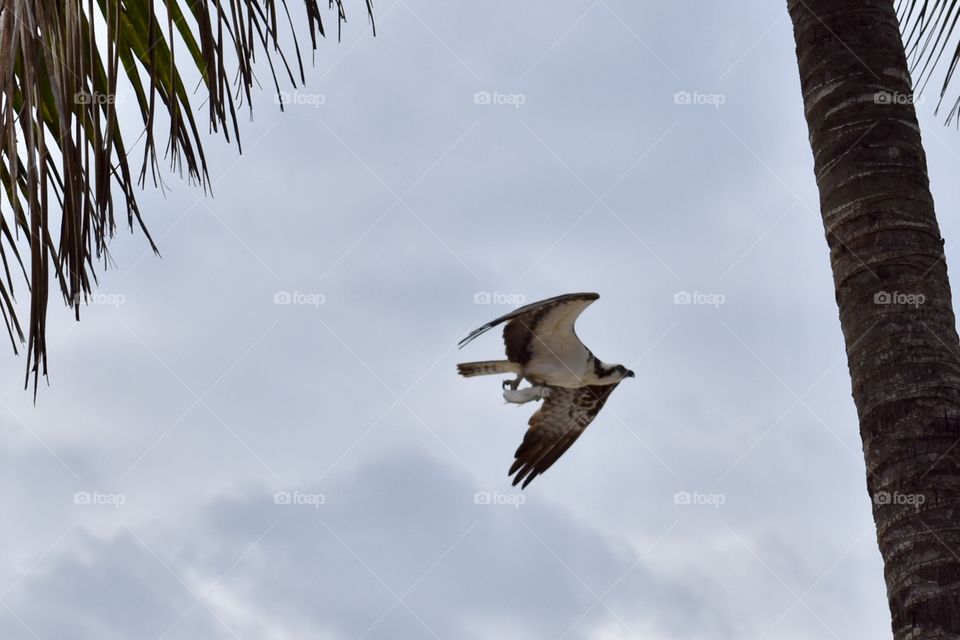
457, 292, 633, 488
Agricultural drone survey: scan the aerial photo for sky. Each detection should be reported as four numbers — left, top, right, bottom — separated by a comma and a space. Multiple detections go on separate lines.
2, 1, 960, 638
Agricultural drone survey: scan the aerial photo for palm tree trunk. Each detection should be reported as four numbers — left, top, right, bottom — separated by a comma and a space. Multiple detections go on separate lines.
787, 0, 960, 636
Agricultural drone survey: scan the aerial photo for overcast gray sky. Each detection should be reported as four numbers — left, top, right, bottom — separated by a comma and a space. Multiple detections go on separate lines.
2, 1, 959, 638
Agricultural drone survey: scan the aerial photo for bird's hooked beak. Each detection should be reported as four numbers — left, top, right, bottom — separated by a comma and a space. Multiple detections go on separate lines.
625, 369, 635, 379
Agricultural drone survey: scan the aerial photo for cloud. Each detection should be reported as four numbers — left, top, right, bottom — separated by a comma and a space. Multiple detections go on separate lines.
0, 453, 706, 640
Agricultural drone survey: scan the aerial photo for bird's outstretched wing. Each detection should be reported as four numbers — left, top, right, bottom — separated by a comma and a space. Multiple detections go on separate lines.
459, 292, 599, 364
509, 383, 620, 488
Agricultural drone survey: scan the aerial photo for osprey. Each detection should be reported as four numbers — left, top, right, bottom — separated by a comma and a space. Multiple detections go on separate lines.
457, 292, 633, 488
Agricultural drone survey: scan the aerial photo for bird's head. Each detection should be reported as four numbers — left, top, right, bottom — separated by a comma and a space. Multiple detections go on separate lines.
611, 364, 635, 381
593, 360, 635, 383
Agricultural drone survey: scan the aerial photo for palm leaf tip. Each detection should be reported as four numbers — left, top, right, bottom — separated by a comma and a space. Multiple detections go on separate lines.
0, 0, 373, 394
897, 0, 960, 123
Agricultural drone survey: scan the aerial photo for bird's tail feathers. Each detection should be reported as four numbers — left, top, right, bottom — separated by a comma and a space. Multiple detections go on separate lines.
457, 360, 521, 378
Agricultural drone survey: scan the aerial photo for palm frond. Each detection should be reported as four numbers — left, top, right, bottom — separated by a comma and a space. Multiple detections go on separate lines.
897, 0, 960, 122
0, 0, 373, 394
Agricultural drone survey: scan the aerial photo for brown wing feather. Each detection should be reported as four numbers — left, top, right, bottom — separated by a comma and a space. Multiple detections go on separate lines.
509, 383, 620, 488
458, 292, 598, 348
458, 293, 599, 365
502, 307, 550, 364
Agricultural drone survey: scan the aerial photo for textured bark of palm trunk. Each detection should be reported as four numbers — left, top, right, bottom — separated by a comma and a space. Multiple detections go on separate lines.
787, 1, 960, 637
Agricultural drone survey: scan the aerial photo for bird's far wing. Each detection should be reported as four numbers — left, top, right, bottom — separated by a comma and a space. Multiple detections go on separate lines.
509, 382, 620, 488
501, 293, 598, 364
458, 292, 599, 355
